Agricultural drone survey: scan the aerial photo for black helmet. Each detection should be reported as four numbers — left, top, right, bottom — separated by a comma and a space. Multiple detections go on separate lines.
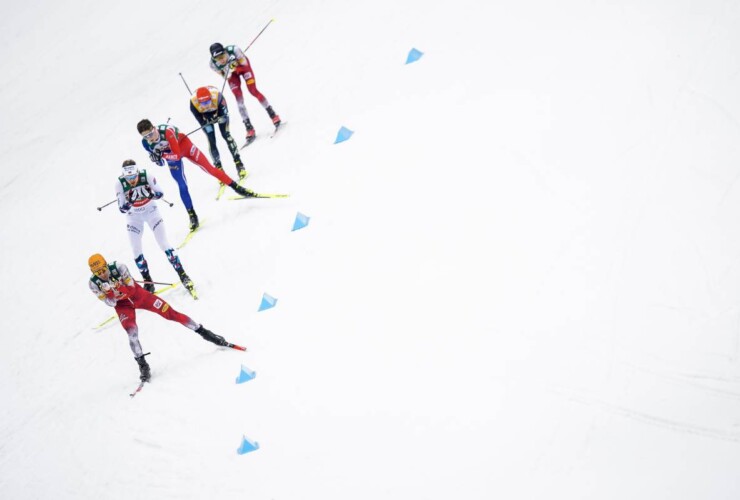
209, 43, 225, 57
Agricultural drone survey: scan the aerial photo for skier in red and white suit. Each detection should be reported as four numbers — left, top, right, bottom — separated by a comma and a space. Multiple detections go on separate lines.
209, 42, 281, 141
88, 253, 237, 382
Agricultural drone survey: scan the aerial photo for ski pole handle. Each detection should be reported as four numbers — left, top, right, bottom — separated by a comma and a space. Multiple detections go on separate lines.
97, 199, 117, 211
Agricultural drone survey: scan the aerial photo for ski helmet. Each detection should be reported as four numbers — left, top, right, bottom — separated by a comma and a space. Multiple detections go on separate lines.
209, 42, 225, 58
196, 87, 212, 104
88, 253, 108, 275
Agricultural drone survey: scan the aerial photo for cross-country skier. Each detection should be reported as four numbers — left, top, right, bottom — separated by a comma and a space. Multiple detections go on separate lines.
117, 159, 195, 297
87, 253, 244, 382
189, 85, 247, 179
208, 42, 281, 143
137, 118, 257, 230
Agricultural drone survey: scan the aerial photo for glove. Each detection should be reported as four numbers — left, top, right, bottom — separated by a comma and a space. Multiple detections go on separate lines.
229, 61, 238, 70
119, 202, 132, 213
205, 115, 219, 125
152, 191, 163, 200
116, 284, 135, 300
149, 151, 164, 166
100, 282, 117, 300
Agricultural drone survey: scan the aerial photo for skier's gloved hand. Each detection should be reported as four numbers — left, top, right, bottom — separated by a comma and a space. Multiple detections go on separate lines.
119, 202, 132, 213
152, 191, 163, 200
117, 284, 135, 300
100, 282, 116, 300
149, 151, 164, 166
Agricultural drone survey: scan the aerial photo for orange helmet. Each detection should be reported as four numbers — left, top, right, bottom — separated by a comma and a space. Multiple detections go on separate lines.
88, 254, 108, 275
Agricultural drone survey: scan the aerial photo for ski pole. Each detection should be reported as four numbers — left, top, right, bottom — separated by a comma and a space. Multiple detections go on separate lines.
186, 123, 208, 136
178, 72, 192, 95
97, 199, 117, 211
243, 18, 275, 52
136, 280, 175, 286
217, 19, 275, 96
219, 62, 231, 96
99, 198, 173, 210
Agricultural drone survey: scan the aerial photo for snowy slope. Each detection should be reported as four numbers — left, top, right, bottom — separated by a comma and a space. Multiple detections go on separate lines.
2, 0, 740, 498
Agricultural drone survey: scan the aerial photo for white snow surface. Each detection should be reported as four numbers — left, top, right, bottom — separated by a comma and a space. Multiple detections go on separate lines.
2, 0, 740, 498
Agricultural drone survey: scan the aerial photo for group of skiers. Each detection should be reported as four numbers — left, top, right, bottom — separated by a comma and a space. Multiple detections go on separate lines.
89, 42, 281, 385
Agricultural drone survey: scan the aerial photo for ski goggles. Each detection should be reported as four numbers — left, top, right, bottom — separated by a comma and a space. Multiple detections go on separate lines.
141, 128, 158, 141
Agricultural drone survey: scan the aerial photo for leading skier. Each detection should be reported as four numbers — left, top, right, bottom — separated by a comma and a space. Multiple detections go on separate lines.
209, 42, 281, 142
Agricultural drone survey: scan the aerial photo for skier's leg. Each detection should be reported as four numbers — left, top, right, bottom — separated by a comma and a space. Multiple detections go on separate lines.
203, 125, 221, 166
228, 73, 249, 122
134, 255, 155, 293
126, 217, 144, 258
218, 120, 242, 166
168, 162, 194, 211
179, 135, 234, 185
115, 300, 143, 356
241, 62, 278, 124
147, 206, 173, 252
131, 285, 198, 328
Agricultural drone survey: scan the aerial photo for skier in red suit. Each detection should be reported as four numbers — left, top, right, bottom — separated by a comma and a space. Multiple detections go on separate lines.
209, 42, 281, 142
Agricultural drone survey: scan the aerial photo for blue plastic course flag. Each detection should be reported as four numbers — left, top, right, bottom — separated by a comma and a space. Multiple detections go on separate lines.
406, 48, 424, 64
237, 435, 260, 455
292, 212, 310, 231
334, 126, 354, 144
235, 365, 256, 384
258, 293, 277, 312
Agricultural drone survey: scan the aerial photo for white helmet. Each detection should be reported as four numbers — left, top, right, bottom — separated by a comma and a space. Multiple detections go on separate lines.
121, 159, 138, 181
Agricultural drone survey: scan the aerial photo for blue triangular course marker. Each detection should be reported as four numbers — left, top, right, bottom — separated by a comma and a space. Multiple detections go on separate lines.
406, 48, 424, 64
237, 435, 260, 455
334, 126, 354, 144
235, 365, 256, 384
258, 293, 277, 312
292, 212, 310, 231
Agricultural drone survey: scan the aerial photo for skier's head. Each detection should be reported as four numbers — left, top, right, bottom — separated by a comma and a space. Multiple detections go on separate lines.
209, 42, 225, 59
137, 119, 159, 143
196, 87, 213, 106
121, 160, 139, 184
88, 253, 109, 278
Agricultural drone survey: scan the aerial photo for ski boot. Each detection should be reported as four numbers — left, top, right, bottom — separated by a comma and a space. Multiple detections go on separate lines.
141, 270, 155, 293
244, 119, 256, 146
135, 353, 151, 382
267, 106, 281, 128
230, 181, 257, 198
234, 158, 247, 179
187, 208, 199, 232
196, 325, 228, 346
177, 268, 196, 298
